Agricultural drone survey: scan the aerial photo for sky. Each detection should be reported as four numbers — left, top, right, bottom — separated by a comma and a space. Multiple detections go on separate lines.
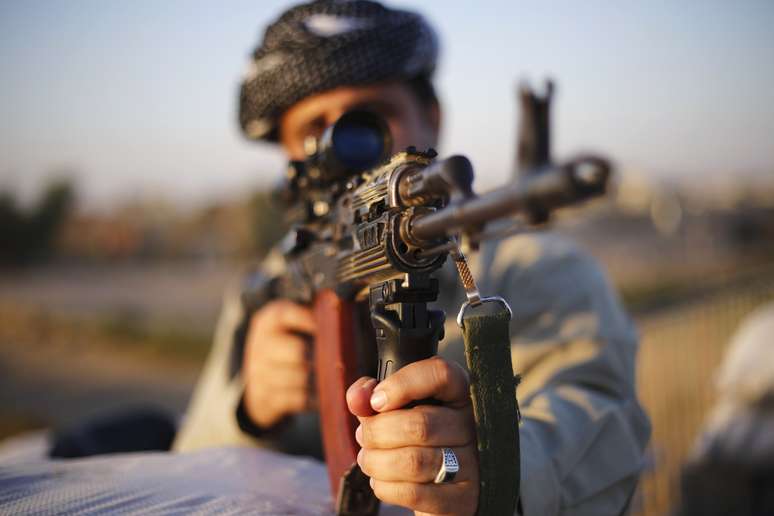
1, 0, 773, 208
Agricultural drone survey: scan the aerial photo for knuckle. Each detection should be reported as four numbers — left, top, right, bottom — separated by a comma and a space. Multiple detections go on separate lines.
244, 361, 262, 384
266, 300, 297, 323
284, 302, 311, 324
398, 483, 421, 506
405, 449, 427, 477
244, 385, 262, 410
358, 449, 371, 471
371, 479, 386, 500
288, 391, 308, 412
260, 302, 281, 320
406, 411, 431, 443
270, 299, 292, 311
252, 310, 264, 336
243, 344, 265, 374
361, 421, 374, 446
251, 307, 280, 335
286, 338, 307, 363
431, 356, 453, 386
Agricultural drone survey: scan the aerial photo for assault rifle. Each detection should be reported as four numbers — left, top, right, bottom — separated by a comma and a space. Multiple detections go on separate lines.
254, 106, 609, 515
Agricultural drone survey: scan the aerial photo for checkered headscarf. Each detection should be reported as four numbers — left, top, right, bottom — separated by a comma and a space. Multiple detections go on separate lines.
238, 0, 439, 142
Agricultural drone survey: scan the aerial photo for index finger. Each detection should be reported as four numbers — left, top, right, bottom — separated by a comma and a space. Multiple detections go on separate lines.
369, 357, 470, 413
255, 300, 317, 335
346, 376, 378, 419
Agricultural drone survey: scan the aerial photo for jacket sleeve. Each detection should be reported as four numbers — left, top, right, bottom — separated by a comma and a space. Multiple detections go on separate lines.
172, 278, 259, 452
173, 254, 323, 457
502, 235, 651, 515
439, 234, 651, 515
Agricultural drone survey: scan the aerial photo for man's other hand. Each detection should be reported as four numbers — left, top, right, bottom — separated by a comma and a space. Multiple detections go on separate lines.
243, 300, 317, 429
346, 357, 479, 516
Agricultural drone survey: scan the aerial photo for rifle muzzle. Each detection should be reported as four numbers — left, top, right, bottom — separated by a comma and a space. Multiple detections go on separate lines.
408, 155, 610, 242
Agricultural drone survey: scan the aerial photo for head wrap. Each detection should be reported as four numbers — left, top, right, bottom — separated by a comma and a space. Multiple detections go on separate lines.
238, 0, 439, 142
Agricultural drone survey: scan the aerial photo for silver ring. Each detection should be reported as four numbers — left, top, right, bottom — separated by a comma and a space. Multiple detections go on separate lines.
433, 447, 460, 484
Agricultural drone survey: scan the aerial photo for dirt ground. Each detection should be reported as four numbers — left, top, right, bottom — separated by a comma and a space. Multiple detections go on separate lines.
0, 263, 224, 438
0, 304, 201, 438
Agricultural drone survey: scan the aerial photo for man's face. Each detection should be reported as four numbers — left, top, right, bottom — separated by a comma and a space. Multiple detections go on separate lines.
278, 82, 440, 161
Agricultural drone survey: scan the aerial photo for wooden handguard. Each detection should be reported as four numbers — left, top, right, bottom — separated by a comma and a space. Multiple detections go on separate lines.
460, 302, 521, 516
313, 290, 359, 495
313, 289, 378, 515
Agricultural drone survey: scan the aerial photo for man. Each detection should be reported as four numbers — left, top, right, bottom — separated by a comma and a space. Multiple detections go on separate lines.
677, 303, 774, 516
174, 1, 651, 515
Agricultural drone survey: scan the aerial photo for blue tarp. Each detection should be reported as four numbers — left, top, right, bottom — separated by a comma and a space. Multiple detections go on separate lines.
0, 445, 406, 515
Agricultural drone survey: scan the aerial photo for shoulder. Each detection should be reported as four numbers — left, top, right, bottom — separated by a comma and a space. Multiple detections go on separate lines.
478, 231, 635, 350
716, 302, 774, 403
486, 231, 600, 279
483, 232, 613, 310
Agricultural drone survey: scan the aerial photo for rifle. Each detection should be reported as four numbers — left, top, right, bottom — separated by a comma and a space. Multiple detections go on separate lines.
253, 107, 609, 515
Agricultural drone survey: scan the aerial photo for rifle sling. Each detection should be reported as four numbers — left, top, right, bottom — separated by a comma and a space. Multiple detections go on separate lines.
460, 301, 521, 516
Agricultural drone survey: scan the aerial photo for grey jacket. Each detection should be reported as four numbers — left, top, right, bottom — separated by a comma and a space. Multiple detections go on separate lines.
174, 233, 651, 515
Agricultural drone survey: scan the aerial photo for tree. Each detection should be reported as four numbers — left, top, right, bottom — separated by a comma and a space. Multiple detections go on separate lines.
0, 179, 76, 265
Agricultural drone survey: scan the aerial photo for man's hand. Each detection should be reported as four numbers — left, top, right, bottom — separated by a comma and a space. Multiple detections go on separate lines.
243, 300, 317, 429
346, 357, 479, 516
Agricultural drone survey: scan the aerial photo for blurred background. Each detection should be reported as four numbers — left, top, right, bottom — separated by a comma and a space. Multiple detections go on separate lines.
1, 1, 773, 514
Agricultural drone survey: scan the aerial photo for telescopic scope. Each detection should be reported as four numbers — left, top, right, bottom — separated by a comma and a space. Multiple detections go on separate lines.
311, 110, 392, 182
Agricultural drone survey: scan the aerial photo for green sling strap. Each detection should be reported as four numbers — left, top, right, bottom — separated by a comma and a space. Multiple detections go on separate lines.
459, 297, 521, 516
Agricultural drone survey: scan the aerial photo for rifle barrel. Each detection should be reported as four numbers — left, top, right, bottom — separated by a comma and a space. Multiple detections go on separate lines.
410, 156, 610, 242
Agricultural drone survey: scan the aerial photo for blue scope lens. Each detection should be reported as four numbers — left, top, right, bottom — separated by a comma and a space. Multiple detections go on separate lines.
331, 119, 387, 172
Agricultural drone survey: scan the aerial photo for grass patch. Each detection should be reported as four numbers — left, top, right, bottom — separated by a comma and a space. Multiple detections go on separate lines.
621, 280, 698, 314
621, 261, 774, 315
97, 311, 211, 363
0, 303, 211, 366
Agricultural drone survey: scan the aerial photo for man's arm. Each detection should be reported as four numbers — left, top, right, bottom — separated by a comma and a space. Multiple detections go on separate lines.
485, 233, 650, 515
173, 267, 322, 457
